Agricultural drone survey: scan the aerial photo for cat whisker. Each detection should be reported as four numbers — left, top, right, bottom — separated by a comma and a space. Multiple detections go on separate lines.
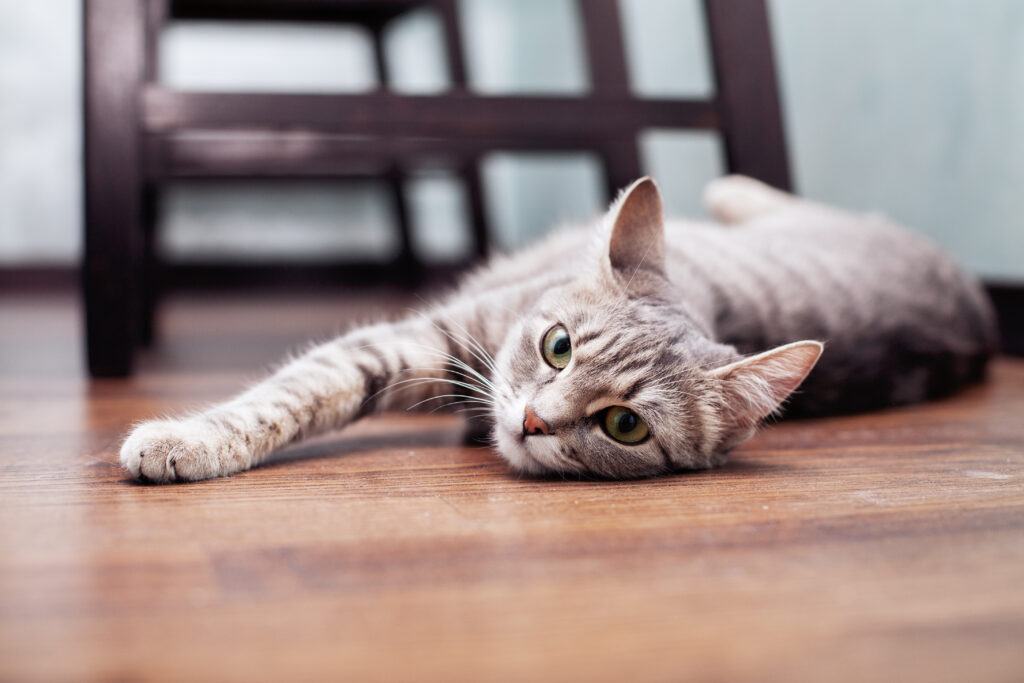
362, 377, 493, 416
622, 239, 655, 294
334, 339, 512, 413
442, 316, 504, 376
348, 340, 497, 391
379, 376, 495, 403
415, 307, 507, 382
378, 333, 504, 394
451, 406, 495, 419
407, 394, 497, 412
400, 364, 498, 395
420, 311, 509, 386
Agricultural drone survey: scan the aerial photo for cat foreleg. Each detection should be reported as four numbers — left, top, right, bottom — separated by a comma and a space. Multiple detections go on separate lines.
119, 315, 484, 483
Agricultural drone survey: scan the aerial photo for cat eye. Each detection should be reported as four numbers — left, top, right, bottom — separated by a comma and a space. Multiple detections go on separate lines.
602, 406, 649, 444
541, 324, 572, 369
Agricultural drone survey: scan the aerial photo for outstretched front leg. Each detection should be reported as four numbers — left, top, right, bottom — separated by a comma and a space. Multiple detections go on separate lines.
120, 306, 502, 483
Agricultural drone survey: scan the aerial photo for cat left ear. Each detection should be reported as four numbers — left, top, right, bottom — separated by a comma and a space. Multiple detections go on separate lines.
709, 340, 824, 431
606, 177, 666, 279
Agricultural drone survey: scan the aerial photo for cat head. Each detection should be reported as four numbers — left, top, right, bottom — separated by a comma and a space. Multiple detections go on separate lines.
490, 177, 823, 478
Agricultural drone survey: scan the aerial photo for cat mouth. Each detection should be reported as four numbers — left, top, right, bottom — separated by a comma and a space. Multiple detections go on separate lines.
493, 419, 551, 474
512, 439, 549, 473
518, 447, 547, 472
513, 433, 568, 474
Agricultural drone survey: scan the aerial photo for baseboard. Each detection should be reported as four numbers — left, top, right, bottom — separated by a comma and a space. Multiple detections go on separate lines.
0, 265, 78, 291
2, 264, 1022, 355
986, 282, 1024, 356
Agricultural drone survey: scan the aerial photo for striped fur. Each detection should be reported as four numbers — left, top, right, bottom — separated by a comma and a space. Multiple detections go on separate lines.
121, 176, 997, 482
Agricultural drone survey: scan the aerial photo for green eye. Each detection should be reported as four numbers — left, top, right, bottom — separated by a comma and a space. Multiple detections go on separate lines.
541, 324, 572, 369
602, 406, 649, 444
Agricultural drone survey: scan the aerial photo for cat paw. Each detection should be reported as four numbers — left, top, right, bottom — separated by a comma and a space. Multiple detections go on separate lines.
120, 418, 240, 483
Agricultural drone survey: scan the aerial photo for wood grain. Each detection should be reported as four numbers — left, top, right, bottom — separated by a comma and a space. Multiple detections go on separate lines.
1, 292, 1023, 683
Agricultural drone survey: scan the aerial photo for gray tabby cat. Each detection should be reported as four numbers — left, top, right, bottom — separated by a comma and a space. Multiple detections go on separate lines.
121, 175, 996, 481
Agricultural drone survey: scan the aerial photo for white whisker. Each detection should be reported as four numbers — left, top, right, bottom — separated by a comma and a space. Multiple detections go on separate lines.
408, 394, 496, 412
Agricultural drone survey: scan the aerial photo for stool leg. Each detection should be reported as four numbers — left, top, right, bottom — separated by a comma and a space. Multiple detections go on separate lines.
138, 184, 159, 346
84, 0, 146, 377
435, 0, 488, 262
387, 171, 421, 286
602, 139, 644, 199
702, 0, 792, 190
436, 0, 469, 88
371, 23, 421, 283
461, 158, 489, 260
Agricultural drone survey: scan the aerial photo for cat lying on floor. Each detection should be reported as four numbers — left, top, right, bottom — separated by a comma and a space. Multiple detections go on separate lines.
121, 175, 996, 481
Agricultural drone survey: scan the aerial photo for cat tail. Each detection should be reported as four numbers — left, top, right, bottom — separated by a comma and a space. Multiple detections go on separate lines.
704, 175, 799, 224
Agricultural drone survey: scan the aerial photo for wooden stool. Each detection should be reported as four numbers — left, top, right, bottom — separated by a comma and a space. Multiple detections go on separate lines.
83, 0, 791, 376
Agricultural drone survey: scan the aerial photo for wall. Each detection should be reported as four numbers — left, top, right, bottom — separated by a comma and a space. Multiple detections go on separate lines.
772, 0, 1024, 280
1, 0, 1021, 279
0, 2, 81, 263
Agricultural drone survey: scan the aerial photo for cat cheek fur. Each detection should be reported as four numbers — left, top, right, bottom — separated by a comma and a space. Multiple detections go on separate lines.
490, 363, 566, 474
491, 418, 542, 474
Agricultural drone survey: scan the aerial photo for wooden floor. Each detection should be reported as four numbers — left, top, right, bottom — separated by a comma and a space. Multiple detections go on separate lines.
2, 291, 1023, 683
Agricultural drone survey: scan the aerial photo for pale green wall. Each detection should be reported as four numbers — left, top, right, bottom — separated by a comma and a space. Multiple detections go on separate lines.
772, 0, 1024, 280
1, 0, 1021, 279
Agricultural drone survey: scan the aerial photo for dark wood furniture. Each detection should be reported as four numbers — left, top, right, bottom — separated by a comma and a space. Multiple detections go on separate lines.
83, 0, 792, 376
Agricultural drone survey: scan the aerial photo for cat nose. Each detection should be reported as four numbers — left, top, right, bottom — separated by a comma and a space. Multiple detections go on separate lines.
523, 405, 552, 436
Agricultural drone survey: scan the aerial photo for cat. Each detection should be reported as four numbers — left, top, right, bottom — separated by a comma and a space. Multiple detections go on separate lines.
120, 175, 997, 482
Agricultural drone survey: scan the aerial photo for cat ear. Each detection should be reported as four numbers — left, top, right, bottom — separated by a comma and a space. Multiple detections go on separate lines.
606, 177, 666, 278
709, 340, 824, 431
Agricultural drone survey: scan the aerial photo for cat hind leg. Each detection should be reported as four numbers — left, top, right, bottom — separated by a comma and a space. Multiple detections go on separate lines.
704, 175, 798, 224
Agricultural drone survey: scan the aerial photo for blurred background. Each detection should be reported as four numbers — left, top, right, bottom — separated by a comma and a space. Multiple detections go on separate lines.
1, 0, 1022, 280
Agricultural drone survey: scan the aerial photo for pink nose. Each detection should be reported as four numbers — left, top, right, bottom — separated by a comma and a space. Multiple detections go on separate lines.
523, 406, 551, 436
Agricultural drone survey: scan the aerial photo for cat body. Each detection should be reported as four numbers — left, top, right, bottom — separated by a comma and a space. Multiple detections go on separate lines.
121, 176, 996, 482
471, 188, 994, 417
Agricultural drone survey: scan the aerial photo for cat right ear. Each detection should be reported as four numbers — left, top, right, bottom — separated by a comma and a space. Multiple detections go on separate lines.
605, 177, 666, 280
709, 340, 824, 435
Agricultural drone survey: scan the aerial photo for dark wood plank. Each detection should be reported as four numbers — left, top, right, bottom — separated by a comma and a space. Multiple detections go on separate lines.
433, 0, 490, 258
601, 137, 645, 199
145, 131, 662, 180
435, 0, 468, 88
139, 184, 160, 345
1, 292, 1023, 682
988, 281, 1024, 355
142, 0, 168, 83
459, 155, 490, 260
0, 266, 78, 291
384, 170, 421, 282
578, 0, 645, 198
578, 0, 632, 94
142, 88, 720, 138
169, 0, 418, 23
703, 0, 793, 190
158, 262, 462, 291
83, 0, 148, 376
